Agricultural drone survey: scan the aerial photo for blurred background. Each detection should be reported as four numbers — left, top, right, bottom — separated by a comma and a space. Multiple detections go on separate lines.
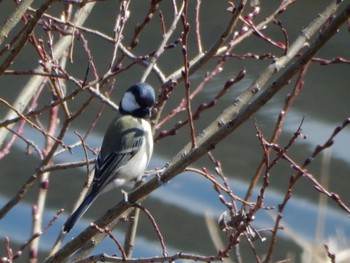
0, 1, 349, 262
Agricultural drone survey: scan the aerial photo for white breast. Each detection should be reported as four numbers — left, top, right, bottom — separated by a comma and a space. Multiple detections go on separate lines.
113, 119, 153, 187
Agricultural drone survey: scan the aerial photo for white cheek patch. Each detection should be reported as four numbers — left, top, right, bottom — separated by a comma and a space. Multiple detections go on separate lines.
121, 92, 140, 113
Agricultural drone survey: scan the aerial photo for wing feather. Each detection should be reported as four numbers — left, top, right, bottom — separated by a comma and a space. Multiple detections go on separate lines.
91, 116, 145, 194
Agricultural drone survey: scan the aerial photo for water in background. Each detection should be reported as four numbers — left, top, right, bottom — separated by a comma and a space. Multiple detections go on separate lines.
0, 1, 349, 262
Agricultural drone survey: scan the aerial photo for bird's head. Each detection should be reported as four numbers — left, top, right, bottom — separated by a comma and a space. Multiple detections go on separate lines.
119, 83, 156, 118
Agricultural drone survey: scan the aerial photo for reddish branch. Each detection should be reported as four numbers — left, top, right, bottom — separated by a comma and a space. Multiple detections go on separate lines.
259, 117, 350, 262
1, 1, 350, 262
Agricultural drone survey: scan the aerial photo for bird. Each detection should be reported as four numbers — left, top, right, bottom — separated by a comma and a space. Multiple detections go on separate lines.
63, 82, 155, 233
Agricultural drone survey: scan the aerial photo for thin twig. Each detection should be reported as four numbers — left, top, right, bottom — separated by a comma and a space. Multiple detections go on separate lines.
243, 62, 310, 207
263, 117, 350, 262
140, 1, 185, 82
181, 0, 197, 148
45, 2, 350, 261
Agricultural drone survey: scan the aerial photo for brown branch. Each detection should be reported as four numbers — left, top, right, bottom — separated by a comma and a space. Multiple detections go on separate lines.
91, 224, 127, 260
132, 203, 168, 257
0, 93, 95, 219
140, 0, 185, 82
0, 97, 68, 149
0, 0, 57, 75
181, 0, 197, 148
0, 0, 34, 45
74, 251, 233, 263
11, 209, 64, 261
45, 1, 350, 261
0, 2, 97, 149
243, 62, 310, 207
29, 103, 60, 262
127, 0, 162, 50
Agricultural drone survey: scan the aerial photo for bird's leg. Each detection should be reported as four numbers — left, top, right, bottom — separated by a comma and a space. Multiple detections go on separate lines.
155, 167, 166, 185
143, 167, 166, 185
121, 189, 129, 203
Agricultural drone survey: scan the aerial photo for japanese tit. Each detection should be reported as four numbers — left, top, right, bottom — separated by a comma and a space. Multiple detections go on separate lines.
63, 82, 155, 233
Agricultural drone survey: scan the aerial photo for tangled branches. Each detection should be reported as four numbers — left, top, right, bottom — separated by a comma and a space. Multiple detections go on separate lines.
0, 0, 350, 262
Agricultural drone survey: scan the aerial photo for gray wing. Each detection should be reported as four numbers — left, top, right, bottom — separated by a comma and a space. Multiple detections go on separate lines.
92, 126, 145, 194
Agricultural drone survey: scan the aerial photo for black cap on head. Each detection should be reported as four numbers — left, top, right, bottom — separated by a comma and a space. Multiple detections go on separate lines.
119, 83, 155, 118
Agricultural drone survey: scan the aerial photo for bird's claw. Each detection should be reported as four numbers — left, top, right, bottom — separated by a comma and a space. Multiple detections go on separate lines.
153, 167, 166, 185
142, 167, 166, 185
121, 189, 129, 203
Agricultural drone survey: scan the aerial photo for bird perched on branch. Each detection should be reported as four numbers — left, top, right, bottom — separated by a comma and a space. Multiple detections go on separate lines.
63, 82, 155, 233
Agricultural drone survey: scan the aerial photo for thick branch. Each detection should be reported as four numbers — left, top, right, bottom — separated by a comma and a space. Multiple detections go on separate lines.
0, 2, 96, 147
0, 0, 34, 45
44, 1, 350, 261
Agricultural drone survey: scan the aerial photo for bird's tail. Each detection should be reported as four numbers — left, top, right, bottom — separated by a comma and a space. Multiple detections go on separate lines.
63, 193, 96, 233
